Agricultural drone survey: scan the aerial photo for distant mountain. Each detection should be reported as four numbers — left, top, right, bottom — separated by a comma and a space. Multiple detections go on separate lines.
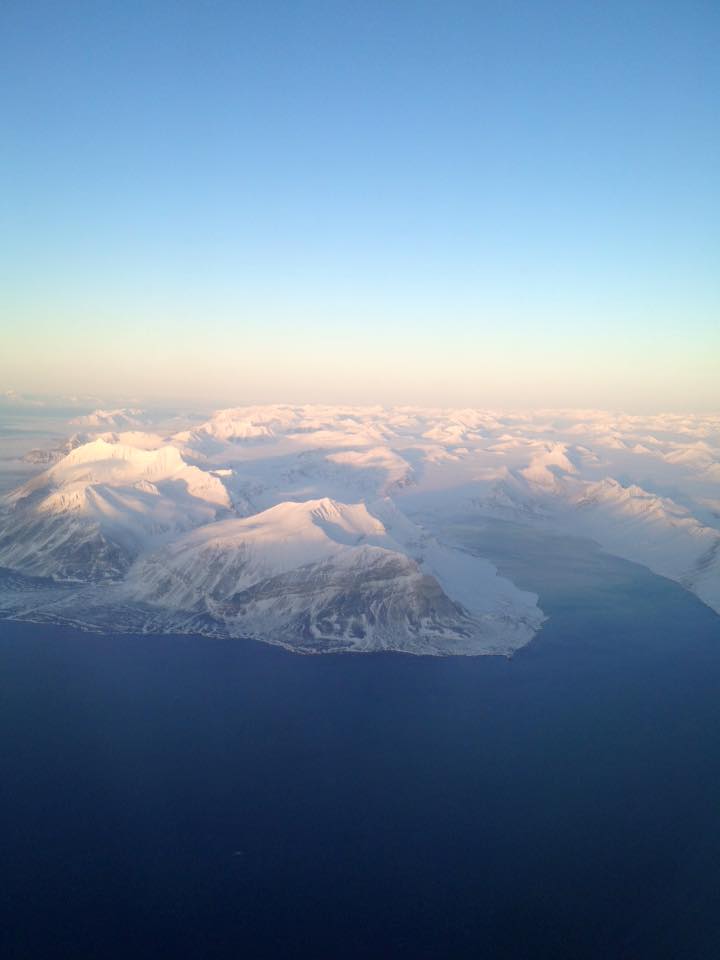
70, 408, 148, 430
465, 452, 720, 613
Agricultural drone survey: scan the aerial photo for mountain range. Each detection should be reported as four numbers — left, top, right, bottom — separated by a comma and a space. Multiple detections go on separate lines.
1, 404, 718, 654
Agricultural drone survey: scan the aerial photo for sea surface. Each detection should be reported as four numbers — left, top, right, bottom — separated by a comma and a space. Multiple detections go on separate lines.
2, 525, 720, 959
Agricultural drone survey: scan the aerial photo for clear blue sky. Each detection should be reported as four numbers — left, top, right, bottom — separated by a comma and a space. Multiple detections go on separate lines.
2, 0, 718, 409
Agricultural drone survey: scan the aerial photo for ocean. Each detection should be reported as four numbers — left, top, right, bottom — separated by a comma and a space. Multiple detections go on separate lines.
2, 528, 720, 958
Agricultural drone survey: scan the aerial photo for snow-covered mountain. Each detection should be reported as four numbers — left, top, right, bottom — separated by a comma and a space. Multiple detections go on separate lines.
455, 449, 720, 613
22, 433, 94, 465
1, 405, 718, 652
0, 438, 231, 580
121, 498, 541, 654
70, 407, 148, 430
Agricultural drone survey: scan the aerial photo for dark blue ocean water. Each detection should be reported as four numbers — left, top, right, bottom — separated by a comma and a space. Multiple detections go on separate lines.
2, 529, 720, 959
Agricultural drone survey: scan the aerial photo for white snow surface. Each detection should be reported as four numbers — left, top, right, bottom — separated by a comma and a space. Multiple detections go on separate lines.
123, 497, 541, 655
0, 438, 231, 580
70, 408, 149, 430
1, 405, 719, 652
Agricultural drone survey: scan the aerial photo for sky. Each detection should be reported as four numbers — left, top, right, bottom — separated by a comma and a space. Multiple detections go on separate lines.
1, 0, 718, 411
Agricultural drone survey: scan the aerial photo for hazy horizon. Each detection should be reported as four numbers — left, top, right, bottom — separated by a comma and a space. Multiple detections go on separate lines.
3, 391, 720, 418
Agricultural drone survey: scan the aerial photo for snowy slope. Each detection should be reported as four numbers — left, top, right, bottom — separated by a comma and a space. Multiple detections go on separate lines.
123, 498, 541, 654
462, 469, 720, 613
0, 438, 232, 580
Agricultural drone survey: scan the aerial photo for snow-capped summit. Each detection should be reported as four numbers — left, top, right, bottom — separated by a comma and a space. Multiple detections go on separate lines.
0, 438, 232, 581
70, 408, 148, 430
519, 443, 580, 487
123, 497, 542, 655
470, 470, 720, 613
